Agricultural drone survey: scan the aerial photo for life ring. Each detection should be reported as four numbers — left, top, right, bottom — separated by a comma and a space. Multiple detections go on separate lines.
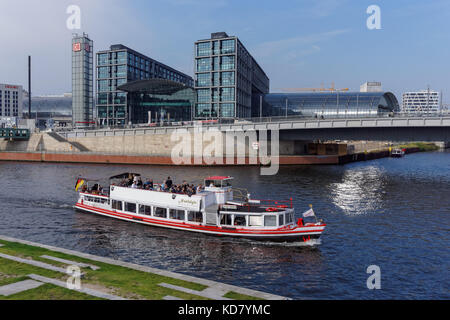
265, 207, 277, 212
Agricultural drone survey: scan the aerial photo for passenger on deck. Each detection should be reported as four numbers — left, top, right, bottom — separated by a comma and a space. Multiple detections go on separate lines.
137, 177, 143, 188
131, 181, 138, 189
166, 177, 173, 189
196, 184, 203, 194
144, 179, 153, 190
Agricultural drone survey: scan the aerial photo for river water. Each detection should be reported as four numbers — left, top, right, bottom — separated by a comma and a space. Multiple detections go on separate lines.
0, 150, 448, 299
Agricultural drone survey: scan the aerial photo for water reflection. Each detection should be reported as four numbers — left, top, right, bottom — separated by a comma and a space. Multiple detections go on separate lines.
329, 165, 386, 215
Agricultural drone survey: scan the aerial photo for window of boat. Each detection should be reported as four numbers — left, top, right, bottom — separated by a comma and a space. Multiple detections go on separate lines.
169, 209, 185, 221
139, 205, 151, 216
223, 180, 232, 187
111, 200, 122, 211
220, 214, 232, 226
248, 215, 263, 227
124, 202, 136, 213
286, 212, 294, 224
264, 215, 277, 227
278, 213, 284, 226
187, 211, 203, 223
154, 207, 167, 218
205, 180, 222, 188
234, 214, 246, 227
99, 198, 108, 204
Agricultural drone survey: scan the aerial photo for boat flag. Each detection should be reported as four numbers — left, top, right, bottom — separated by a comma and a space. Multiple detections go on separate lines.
75, 178, 85, 191
302, 208, 315, 218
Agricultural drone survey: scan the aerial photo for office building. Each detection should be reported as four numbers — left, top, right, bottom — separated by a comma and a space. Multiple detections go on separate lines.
96, 44, 193, 126
360, 82, 382, 92
402, 90, 440, 113
253, 91, 400, 118
194, 32, 269, 120
72, 33, 94, 127
0, 84, 23, 118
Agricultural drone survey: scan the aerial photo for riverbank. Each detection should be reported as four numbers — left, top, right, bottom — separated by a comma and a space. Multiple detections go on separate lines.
0, 142, 442, 166
0, 235, 287, 300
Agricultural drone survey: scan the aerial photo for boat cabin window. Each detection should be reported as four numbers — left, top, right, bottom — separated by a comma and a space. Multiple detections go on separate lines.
205, 179, 232, 188
154, 207, 167, 218
84, 196, 94, 202
279, 214, 284, 226
220, 214, 232, 226
139, 205, 152, 216
234, 214, 246, 227
249, 215, 263, 227
111, 200, 122, 211
264, 215, 277, 227
124, 202, 136, 213
169, 209, 185, 221
187, 211, 203, 223
286, 212, 294, 224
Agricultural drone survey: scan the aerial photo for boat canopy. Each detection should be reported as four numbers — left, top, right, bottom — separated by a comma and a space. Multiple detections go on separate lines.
205, 176, 232, 181
109, 172, 141, 180
205, 176, 233, 188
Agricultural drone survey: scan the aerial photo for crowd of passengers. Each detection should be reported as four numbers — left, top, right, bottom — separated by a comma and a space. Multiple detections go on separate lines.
116, 175, 205, 196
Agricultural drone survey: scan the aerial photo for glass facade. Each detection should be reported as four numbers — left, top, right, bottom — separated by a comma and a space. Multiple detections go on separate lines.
251, 92, 400, 118
72, 34, 93, 127
118, 79, 195, 124
96, 44, 194, 127
194, 33, 269, 120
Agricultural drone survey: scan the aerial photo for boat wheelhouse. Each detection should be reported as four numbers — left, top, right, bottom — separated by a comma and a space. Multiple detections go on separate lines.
74, 173, 326, 243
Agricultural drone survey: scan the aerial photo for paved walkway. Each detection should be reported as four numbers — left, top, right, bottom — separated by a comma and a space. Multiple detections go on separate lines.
0, 280, 44, 297
28, 274, 126, 300
0, 252, 69, 274
40, 255, 100, 270
159, 283, 232, 300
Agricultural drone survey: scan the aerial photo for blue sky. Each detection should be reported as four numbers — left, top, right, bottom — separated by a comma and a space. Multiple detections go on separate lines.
0, 0, 449, 101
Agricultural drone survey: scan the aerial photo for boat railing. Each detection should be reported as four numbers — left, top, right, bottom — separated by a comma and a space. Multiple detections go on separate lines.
248, 198, 293, 209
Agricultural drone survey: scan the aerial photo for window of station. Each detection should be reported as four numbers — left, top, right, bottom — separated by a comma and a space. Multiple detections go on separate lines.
154, 207, 167, 218
187, 211, 203, 223
220, 214, 232, 226
234, 215, 247, 227
111, 200, 122, 211
278, 214, 284, 226
169, 209, 185, 221
264, 215, 277, 227
139, 205, 152, 216
124, 202, 136, 213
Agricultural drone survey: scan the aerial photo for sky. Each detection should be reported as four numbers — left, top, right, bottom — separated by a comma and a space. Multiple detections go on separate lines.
0, 0, 449, 102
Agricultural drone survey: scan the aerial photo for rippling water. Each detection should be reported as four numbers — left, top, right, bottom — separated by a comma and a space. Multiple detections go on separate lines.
0, 150, 449, 299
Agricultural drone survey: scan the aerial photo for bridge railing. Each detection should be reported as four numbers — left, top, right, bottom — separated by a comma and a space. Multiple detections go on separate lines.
54, 111, 450, 137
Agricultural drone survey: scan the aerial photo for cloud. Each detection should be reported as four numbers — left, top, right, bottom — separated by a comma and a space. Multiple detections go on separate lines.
253, 29, 350, 62
0, 0, 150, 95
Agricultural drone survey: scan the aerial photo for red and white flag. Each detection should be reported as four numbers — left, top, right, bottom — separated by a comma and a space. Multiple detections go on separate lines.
302, 208, 315, 218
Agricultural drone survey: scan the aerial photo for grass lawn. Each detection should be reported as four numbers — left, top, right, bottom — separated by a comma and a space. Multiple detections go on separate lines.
0, 238, 262, 300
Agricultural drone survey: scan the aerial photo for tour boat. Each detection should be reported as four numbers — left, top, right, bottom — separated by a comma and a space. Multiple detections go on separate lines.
391, 148, 406, 158
73, 173, 326, 243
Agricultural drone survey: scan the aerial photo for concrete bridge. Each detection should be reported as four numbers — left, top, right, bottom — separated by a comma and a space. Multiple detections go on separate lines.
60, 116, 450, 142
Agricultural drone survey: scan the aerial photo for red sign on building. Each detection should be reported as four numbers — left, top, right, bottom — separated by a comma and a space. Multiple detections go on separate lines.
73, 43, 81, 52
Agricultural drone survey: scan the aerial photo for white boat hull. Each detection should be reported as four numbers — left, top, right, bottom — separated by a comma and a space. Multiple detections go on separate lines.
74, 202, 325, 243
